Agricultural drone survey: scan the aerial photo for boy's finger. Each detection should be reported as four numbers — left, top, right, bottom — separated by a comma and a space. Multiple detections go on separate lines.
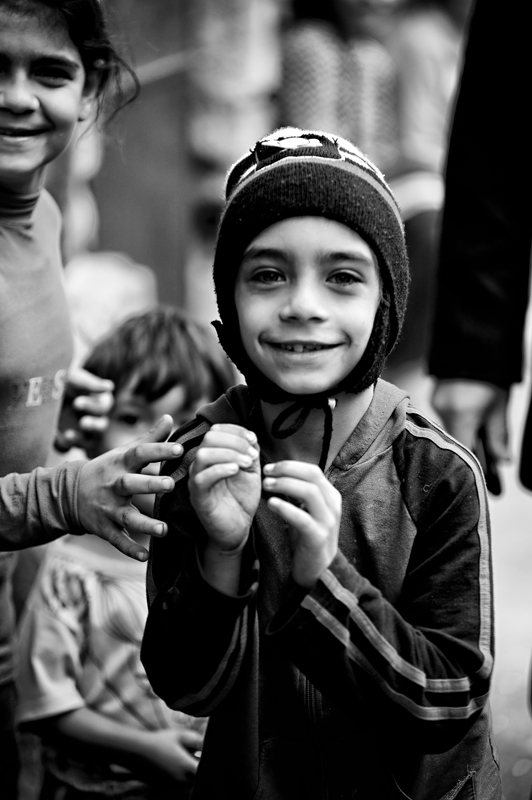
110, 504, 168, 539
264, 460, 323, 480
264, 461, 338, 500
77, 414, 109, 432
54, 428, 79, 453
267, 495, 313, 530
193, 446, 259, 473
67, 365, 114, 394
263, 476, 333, 520
202, 430, 259, 455
191, 462, 240, 490
93, 522, 150, 562
210, 423, 257, 443
116, 473, 175, 496
179, 729, 204, 749
74, 391, 114, 415
122, 442, 183, 472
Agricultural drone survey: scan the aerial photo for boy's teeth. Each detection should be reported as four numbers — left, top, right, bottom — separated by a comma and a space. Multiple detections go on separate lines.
280, 343, 326, 352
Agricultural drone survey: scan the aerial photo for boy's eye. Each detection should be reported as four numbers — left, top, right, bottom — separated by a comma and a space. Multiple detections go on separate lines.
116, 413, 141, 427
327, 270, 360, 286
251, 269, 285, 284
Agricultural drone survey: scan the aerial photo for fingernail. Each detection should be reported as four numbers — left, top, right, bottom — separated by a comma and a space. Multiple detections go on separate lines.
171, 444, 183, 456
154, 523, 166, 536
245, 430, 257, 444
248, 447, 259, 460
161, 477, 173, 490
263, 463, 273, 474
263, 477, 276, 488
241, 455, 252, 467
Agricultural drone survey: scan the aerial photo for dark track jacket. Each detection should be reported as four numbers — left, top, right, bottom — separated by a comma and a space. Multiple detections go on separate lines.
143, 380, 501, 799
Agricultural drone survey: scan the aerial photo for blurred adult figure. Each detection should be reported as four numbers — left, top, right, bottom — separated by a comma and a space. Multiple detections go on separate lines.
429, 0, 532, 495
383, 0, 472, 410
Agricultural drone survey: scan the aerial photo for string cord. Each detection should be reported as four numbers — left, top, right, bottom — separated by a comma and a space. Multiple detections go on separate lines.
269, 398, 336, 472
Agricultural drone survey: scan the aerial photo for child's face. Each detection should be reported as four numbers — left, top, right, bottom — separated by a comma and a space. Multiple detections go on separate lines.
235, 217, 381, 396
90, 383, 192, 458
88, 381, 196, 516
0, 8, 95, 193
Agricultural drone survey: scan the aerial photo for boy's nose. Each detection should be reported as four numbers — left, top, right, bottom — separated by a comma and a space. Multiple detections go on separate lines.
279, 280, 327, 321
0, 74, 39, 114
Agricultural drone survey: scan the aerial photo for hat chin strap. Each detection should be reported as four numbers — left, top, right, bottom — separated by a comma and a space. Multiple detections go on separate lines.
270, 397, 337, 472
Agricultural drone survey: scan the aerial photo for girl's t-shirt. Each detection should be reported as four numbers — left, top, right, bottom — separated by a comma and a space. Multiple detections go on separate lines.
0, 187, 73, 690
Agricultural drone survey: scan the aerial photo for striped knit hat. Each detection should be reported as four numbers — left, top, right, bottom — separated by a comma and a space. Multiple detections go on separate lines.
213, 128, 409, 410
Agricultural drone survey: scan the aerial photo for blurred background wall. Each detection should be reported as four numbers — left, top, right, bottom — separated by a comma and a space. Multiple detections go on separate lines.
88, 0, 283, 317
92, 0, 191, 307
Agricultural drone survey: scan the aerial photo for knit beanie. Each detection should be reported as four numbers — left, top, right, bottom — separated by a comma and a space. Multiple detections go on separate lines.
212, 128, 409, 462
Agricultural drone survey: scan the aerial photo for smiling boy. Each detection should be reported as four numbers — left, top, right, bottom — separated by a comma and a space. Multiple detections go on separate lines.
142, 130, 501, 799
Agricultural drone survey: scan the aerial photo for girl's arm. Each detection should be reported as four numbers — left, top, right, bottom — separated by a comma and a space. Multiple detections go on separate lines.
0, 416, 181, 560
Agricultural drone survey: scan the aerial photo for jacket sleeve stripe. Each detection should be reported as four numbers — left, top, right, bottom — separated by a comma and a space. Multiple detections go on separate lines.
316, 570, 474, 692
405, 418, 493, 679
301, 592, 489, 721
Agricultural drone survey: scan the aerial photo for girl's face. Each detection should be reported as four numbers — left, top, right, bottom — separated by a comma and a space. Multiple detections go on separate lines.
0, 7, 96, 193
235, 217, 381, 397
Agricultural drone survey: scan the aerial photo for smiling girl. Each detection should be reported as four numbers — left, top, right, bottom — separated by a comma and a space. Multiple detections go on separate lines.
0, 2, 137, 796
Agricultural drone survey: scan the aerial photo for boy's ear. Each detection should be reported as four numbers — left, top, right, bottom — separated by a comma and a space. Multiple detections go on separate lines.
78, 74, 100, 122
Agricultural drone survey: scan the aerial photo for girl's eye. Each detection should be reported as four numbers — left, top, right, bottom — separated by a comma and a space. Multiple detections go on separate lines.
34, 67, 72, 85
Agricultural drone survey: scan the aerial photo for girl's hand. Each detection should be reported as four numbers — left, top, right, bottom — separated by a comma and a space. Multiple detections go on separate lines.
263, 461, 341, 588
55, 366, 114, 452
143, 726, 204, 782
77, 415, 180, 561
189, 423, 261, 553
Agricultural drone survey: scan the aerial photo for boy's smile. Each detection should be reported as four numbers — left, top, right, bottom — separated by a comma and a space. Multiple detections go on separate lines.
235, 217, 381, 396
0, 8, 95, 193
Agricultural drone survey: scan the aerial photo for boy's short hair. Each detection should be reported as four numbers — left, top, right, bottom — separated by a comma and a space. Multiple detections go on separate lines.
212, 128, 409, 404
83, 305, 235, 409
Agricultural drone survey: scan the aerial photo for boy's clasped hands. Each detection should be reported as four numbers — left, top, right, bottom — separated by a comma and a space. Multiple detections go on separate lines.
189, 422, 341, 590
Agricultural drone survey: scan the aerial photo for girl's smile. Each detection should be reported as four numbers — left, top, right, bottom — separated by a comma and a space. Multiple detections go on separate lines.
235, 216, 382, 396
0, 7, 96, 193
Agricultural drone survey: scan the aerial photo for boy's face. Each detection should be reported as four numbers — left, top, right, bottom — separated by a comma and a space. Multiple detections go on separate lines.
0, 9, 95, 194
235, 217, 381, 397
